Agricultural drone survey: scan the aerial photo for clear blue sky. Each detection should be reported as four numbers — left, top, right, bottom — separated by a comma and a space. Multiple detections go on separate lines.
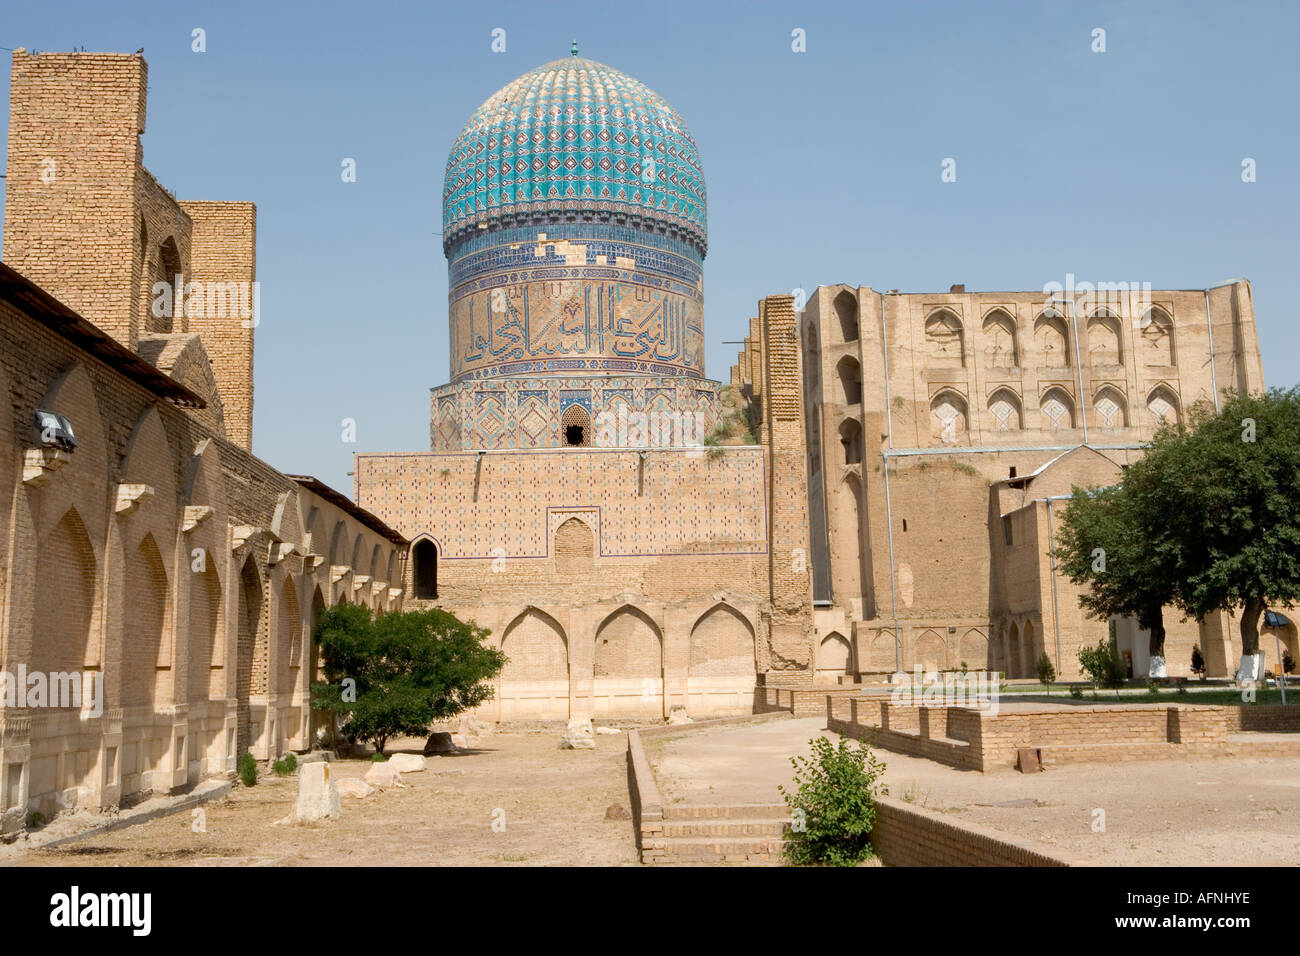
3, 0, 1296, 495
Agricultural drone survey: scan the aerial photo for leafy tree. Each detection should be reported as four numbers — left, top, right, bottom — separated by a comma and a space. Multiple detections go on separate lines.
1151, 388, 1300, 672
1055, 388, 1300, 678
311, 604, 506, 756
1053, 476, 1174, 669
778, 736, 886, 867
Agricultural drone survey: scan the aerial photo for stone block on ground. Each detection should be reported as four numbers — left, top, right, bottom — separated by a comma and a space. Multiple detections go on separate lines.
560, 716, 595, 750
336, 778, 374, 798
424, 732, 456, 755
595, 726, 622, 735
363, 762, 405, 789
388, 753, 427, 773
294, 762, 341, 823
667, 705, 693, 725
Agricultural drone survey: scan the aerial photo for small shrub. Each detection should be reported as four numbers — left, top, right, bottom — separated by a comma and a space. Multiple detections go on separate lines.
1284, 652, 1295, 675
1145, 678, 1161, 695
1191, 645, 1206, 679
1176, 680, 1188, 695
1069, 685, 1083, 699
237, 752, 258, 788
1036, 652, 1056, 688
778, 736, 886, 867
272, 753, 298, 776
26, 811, 44, 829
1078, 639, 1126, 692
959, 661, 968, 675
371, 751, 388, 762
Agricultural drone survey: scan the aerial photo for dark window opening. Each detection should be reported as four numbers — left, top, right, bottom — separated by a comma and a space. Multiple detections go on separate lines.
1009, 466, 1017, 478
413, 539, 438, 599
901, 519, 908, 532
565, 424, 586, 446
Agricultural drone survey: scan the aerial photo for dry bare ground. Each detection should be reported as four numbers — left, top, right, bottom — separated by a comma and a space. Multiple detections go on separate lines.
4, 731, 639, 867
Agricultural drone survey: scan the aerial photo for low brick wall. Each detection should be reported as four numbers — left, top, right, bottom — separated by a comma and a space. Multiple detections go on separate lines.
757, 685, 862, 717
1224, 704, 1300, 733
871, 796, 1077, 867
626, 730, 666, 863
830, 697, 1300, 772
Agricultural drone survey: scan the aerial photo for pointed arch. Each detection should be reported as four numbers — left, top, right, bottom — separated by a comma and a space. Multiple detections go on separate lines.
914, 629, 947, 674
925, 309, 965, 367
1039, 386, 1076, 430
1141, 306, 1176, 366
33, 507, 100, 695
987, 387, 1023, 431
1086, 308, 1123, 366
594, 604, 663, 717
959, 628, 989, 670
499, 606, 570, 720
412, 537, 438, 599
833, 289, 859, 341
554, 517, 594, 574
689, 603, 757, 679
561, 403, 592, 447
835, 354, 862, 405
328, 521, 348, 566
930, 389, 968, 443
982, 308, 1018, 367
1146, 384, 1181, 426
123, 531, 172, 709
1092, 385, 1129, 431
816, 630, 854, 681
839, 418, 863, 464
235, 555, 265, 755
1034, 310, 1070, 367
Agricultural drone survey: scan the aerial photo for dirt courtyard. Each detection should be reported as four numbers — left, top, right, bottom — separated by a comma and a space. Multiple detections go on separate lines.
2, 730, 640, 867
646, 717, 1300, 866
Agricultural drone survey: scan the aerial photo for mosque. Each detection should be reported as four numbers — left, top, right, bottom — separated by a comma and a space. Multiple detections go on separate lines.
0, 45, 1282, 834
356, 47, 1278, 720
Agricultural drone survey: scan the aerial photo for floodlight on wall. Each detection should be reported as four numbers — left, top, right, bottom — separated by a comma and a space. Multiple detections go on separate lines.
34, 409, 77, 452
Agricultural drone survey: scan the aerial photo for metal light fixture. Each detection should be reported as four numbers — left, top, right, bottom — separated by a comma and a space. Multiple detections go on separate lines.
34, 409, 77, 451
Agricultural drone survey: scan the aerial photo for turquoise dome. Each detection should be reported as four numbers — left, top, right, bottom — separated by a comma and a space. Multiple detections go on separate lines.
442, 56, 707, 256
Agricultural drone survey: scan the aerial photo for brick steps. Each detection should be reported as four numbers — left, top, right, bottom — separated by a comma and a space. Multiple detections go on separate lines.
663, 803, 786, 820
653, 803, 792, 863
657, 834, 786, 864
663, 817, 790, 837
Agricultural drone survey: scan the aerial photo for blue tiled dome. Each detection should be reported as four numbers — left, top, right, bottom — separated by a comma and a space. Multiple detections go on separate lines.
443, 56, 707, 256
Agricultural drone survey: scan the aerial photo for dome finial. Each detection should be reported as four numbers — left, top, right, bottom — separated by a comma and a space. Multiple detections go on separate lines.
570, 39, 578, 57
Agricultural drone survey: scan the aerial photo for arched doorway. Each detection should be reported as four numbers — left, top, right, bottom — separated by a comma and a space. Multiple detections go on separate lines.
816, 631, 854, 683
593, 606, 662, 718
413, 539, 438, 599
687, 605, 757, 715
499, 609, 569, 720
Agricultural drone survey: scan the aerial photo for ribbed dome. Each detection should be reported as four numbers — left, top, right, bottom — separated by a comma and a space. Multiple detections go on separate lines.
442, 56, 707, 255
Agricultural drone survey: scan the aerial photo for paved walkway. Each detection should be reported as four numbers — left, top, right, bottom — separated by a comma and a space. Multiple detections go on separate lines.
644, 718, 1300, 865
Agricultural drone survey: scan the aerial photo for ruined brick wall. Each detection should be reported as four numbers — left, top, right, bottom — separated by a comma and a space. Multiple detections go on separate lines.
3, 51, 148, 351
178, 201, 257, 450
2, 51, 257, 451
758, 294, 816, 679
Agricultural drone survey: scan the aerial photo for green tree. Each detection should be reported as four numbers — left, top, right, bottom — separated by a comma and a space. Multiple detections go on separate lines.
1053, 476, 1174, 671
1150, 388, 1300, 673
1036, 651, 1056, 688
311, 604, 506, 756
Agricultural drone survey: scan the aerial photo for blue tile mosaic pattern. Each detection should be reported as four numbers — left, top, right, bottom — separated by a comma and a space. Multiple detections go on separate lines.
443, 57, 707, 254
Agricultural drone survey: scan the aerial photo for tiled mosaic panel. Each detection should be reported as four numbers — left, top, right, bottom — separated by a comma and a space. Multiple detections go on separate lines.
428, 375, 723, 452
